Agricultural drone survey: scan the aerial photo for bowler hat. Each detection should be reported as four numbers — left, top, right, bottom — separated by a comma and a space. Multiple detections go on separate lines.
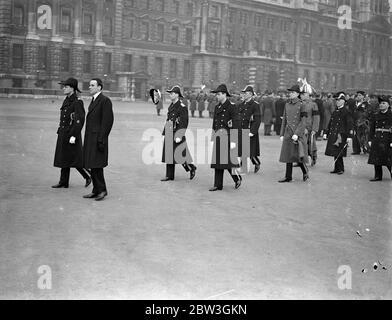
166, 85, 183, 98
149, 88, 161, 105
58, 77, 81, 93
334, 91, 346, 100
211, 84, 231, 97
378, 95, 390, 104
241, 85, 255, 95
287, 84, 301, 94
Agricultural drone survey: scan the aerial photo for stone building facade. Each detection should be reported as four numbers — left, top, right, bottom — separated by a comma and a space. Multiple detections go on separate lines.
0, 0, 391, 98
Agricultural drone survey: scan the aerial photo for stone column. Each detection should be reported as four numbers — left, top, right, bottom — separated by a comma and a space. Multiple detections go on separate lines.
48, 0, 63, 88
0, 0, 12, 87
25, 0, 40, 87
71, 1, 85, 79
93, 0, 106, 78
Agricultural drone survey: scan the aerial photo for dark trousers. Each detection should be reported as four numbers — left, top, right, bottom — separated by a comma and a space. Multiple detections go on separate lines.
91, 168, 107, 194
191, 110, 195, 117
352, 132, 361, 153
166, 163, 196, 180
264, 124, 272, 136
59, 167, 90, 186
285, 163, 307, 179
251, 157, 261, 166
213, 168, 241, 189
374, 165, 392, 179
199, 110, 203, 118
334, 157, 344, 172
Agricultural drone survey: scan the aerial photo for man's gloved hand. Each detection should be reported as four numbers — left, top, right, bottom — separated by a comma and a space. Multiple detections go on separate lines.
175, 137, 182, 143
347, 137, 352, 143
368, 141, 372, 147
311, 131, 316, 136
280, 136, 284, 142
69, 136, 76, 144
292, 134, 298, 142
230, 142, 236, 149
249, 133, 254, 137
98, 141, 105, 152
390, 142, 392, 148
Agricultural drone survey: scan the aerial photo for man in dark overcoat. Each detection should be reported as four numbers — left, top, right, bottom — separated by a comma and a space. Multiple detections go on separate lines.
83, 78, 114, 201
209, 84, 242, 191
161, 86, 197, 181
351, 90, 370, 155
52, 78, 91, 188
278, 84, 309, 183
324, 92, 353, 175
237, 85, 262, 173
261, 91, 276, 136
367, 95, 392, 181
189, 91, 197, 117
274, 92, 286, 135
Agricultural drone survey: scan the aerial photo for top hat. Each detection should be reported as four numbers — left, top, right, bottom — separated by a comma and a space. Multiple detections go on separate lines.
58, 77, 81, 93
241, 85, 255, 95
211, 84, 231, 97
149, 88, 161, 105
287, 84, 301, 94
334, 91, 346, 100
166, 85, 183, 98
378, 95, 390, 104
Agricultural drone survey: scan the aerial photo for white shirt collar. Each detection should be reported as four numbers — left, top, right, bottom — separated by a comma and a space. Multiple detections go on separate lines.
93, 92, 101, 101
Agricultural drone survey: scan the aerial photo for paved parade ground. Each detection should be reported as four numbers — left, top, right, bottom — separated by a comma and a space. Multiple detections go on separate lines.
0, 97, 391, 299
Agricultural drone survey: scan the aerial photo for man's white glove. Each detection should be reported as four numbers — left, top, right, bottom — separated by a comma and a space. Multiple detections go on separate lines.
347, 137, 352, 143
69, 136, 76, 144
311, 131, 316, 136
390, 143, 392, 147
175, 137, 182, 143
292, 134, 298, 142
368, 141, 372, 147
280, 136, 284, 142
323, 134, 327, 140
249, 133, 254, 137
230, 142, 236, 149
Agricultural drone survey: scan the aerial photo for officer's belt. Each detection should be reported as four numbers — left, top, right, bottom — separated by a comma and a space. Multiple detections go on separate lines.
375, 128, 392, 133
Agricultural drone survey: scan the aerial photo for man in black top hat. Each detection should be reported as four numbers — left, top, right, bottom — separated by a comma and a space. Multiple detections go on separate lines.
209, 84, 242, 191
52, 78, 91, 189
237, 85, 262, 173
161, 86, 197, 181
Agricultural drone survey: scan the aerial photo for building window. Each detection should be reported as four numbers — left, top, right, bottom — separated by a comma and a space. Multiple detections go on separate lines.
171, 26, 179, 44
129, 20, 134, 38
255, 15, 262, 27
61, 48, 70, 72
239, 12, 248, 25
186, 2, 193, 16
157, 24, 164, 42
173, 0, 180, 15
83, 13, 93, 34
140, 56, 148, 72
60, 8, 72, 32
83, 50, 92, 73
210, 5, 219, 17
267, 18, 274, 29
280, 42, 286, 55
154, 57, 163, 77
141, 21, 149, 40
104, 52, 112, 74
185, 28, 193, 46
103, 17, 113, 37
267, 39, 274, 52
157, 0, 164, 11
170, 59, 177, 78
184, 60, 191, 80
211, 61, 218, 81
13, 5, 24, 26
38, 46, 47, 70
124, 54, 132, 72
12, 44, 23, 69
229, 63, 236, 82
318, 47, 323, 61
229, 9, 235, 23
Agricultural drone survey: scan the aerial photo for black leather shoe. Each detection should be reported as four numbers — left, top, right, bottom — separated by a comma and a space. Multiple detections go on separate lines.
254, 164, 260, 173
235, 179, 242, 189
336, 171, 344, 175
161, 177, 174, 181
190, 168, 197, 180
95, 191, 108, 201
52, 183, 68, 188
85, 177, 92, 188
330, 171, 338, 174
278, 178, 292, 183
209, 187, 222, 192
83, 192, 98, 199
303, 173, 309, 182
370, 178, 382, 182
